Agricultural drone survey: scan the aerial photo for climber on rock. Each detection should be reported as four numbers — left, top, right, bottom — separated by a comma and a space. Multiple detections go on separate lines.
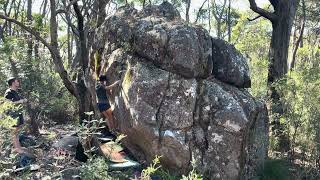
96, 75, 121, 132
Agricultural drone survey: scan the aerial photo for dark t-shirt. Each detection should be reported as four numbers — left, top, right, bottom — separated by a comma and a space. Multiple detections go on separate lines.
4, 88, 22, 102
96, 83, 109, 104
4, 88, 24, 126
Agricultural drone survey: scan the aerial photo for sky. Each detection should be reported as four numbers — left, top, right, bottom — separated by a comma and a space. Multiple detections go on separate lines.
191, 0, 267, 11
32, 0, 269, 14
30, 0, 269, 36
189, 0, 268, 20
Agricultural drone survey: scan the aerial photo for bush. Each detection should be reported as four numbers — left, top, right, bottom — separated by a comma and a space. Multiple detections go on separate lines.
80, 157, 112, 180
255, 159, 291, 180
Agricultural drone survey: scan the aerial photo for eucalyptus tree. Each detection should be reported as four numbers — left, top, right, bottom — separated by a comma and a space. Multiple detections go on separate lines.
248, 0, 300, 151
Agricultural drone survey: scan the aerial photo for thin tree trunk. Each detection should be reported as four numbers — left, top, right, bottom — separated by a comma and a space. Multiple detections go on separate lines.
227, 0, 231, 42
217, 20, 222, 38
9, 57, 19, 77
291, 20, 298, 55
186, 0, 191, 23
212, 0, 227, 39
290, 0, 305, 71
208, 0, 211, 34
73, 0, 94, 123
26, 0, 32, 60
194, 0, 208, 24
26, 0, 40, 135
49, 0, 78, 97
67, 25, 72, 67
26, 0, 32, 59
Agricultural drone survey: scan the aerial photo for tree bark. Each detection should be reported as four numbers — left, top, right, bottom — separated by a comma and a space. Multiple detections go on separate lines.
208, 0, 211, 33
249, 0, 300, 151
186, 0, 191, 23
27, 0, 32, 60
217, 19, 222, 38
267, 0, 299, 84
248, 0, 299, 104
227, 0, 231, 42
72, 0, 95, 123
25, 0, 40, 135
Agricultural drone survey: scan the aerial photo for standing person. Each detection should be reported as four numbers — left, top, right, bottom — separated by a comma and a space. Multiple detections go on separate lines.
4, 77, 28, 153
96, 75, 120, 132
4, 77, 27, 127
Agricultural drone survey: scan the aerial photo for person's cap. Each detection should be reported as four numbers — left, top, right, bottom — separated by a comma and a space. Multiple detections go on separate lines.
7, 77, 17, 85
7, 77, 17, 81
99, 75, 107, 82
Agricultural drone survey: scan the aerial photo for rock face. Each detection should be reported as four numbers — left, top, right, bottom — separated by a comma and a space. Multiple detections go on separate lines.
211, 38, 251, 88
94, 2, 268, 179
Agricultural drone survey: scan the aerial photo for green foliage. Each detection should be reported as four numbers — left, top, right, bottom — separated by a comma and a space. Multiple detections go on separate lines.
141, 155, 162, 180
233, 12, 271, 99
0, 6, 77, 125
233, 5, 320, 175
181, 158, 202, 180
80, 157, 112, 180
255, 159, 291, 180
274, 64, 320, 162
0, 97, 21, 128
141, 156, 203, 180
156, 169, 179, 180
0, 106, 17, 178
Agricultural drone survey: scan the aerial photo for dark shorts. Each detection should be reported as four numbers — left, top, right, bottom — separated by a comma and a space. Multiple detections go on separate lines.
97, 103, 111, 112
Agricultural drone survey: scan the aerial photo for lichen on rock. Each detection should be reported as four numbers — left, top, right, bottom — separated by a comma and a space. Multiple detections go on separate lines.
93, 2, 268, 179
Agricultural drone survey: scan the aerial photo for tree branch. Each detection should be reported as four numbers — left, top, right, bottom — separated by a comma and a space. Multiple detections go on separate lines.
49, 0, 78, 97
248, 0, 277, 22
67, 0, 79, 10
269, 0, 278, 10
0, 14, 54, 53
212, 0, 219, 20
0, 11, 78, 97
219, 0, 228, 19
195, 0, 208, 23
247, 15, 262, 21
58, 11, 79, 36
73, 0, 89, 71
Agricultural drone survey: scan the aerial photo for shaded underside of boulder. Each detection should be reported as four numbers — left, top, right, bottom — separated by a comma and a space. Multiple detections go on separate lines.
93, 2, 268, 179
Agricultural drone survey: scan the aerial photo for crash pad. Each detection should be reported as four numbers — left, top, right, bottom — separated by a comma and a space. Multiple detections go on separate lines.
100, 142, 127, 163
109, 158, 140, 170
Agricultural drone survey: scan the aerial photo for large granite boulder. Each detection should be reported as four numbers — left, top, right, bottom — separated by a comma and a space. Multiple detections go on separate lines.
93, 2, 268, 179
211, 38, 251, 88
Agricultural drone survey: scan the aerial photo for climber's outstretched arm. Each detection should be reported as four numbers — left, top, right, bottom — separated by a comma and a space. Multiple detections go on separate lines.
105, 80, 121, 90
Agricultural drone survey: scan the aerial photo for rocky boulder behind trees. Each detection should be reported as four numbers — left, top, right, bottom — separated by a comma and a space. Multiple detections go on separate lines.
93, 2, 268, 179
